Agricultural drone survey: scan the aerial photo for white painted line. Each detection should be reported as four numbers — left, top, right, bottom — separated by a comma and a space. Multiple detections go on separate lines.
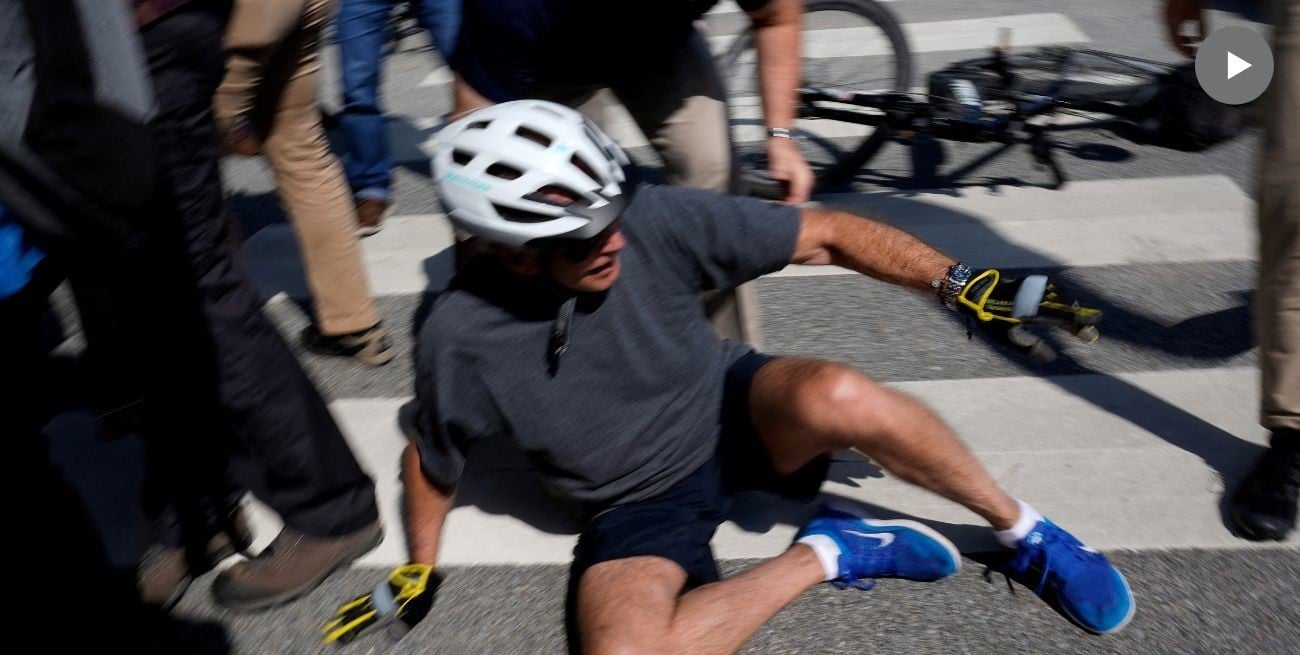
712, 13, 1090, 59
418, 66, 453, 87
245, 175, 1254, 298
234, 367, 1293, 569
244, 214, 457, 300
766, 175, 1255, 277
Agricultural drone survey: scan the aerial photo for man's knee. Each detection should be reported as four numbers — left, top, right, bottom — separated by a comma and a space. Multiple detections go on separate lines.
577, 557, 684, 655
789, 363, 896, 442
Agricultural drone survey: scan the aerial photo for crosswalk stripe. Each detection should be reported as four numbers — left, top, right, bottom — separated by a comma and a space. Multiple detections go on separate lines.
769, 174, 1254, 276
229, 365, 1290, 570
244, 175, 1253, 300
712, 12, 1089, 61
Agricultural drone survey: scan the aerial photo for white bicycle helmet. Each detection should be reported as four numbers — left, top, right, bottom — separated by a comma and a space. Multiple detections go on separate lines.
432, 100, 631, 247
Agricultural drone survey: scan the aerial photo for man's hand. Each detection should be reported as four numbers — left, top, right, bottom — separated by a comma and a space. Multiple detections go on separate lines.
956, 269, 1103, 363
767, 135, 814, 203
1164, 0, 1206, 58
323, 564, 442, 645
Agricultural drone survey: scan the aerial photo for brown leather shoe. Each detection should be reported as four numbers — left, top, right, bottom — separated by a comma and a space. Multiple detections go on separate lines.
138, 510, 255, 611
300, 323, 395, 367
138, 545, 192, 611
212, 521, 382, 611
355, 198, 390, 237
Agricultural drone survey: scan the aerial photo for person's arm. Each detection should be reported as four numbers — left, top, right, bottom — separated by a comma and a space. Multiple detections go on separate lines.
747, 0, 813, 203
1163, 0, 1206, 58
404, 443, 455, 565
790, 207, 1104, 362
791, 207, 954, 294
451, 72, 494, 120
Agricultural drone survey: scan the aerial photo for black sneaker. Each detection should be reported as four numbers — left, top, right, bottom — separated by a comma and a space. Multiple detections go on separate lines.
301, 324, 395, 366
1231, 429, 1299, 541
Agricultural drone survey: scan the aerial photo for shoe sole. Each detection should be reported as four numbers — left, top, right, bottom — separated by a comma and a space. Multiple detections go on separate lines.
1230, 506, 1292, 541
214, 524, 384, 612
302, 337, 395, 367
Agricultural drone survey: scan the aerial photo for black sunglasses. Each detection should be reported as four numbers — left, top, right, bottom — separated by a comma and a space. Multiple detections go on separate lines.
542, 220, 621, 261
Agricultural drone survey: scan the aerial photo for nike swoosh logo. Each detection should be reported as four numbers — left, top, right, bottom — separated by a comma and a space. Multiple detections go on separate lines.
844, 530, 895, 547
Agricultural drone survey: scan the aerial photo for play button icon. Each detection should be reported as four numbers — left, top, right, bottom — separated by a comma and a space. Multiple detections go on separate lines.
1226, 51, 1251, 80
1196, 26, 1273, 105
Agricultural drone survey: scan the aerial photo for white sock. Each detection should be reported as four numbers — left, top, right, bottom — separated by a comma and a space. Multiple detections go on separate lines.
796, 534, 842, 581
994, 499, 1044, 549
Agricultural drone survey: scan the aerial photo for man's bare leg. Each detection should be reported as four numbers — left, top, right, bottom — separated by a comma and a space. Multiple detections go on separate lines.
577, 548, 823, 655
749, 358, 1021, 530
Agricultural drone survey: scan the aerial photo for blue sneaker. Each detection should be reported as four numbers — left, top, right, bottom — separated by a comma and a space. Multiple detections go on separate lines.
1002, 519, 1135, 634
796, 505, 960, 589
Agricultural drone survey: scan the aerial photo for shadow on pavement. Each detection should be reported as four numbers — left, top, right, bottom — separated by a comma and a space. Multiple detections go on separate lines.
811, 185, 1263, 534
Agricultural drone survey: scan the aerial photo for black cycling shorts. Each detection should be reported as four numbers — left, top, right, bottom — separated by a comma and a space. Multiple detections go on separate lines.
571, 352, 830, 587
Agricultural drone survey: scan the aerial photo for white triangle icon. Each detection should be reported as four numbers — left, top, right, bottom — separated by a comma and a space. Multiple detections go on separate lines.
1227, 51, 1252, 79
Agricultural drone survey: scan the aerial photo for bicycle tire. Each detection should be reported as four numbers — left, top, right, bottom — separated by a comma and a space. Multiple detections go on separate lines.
717, 0, 913, 198
948, 47, 1168, 106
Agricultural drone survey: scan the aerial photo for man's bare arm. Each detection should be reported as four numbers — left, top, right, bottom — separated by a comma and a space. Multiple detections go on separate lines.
792, 207, 956, 293
403, 443, 456, 566
748, 0, 813, 203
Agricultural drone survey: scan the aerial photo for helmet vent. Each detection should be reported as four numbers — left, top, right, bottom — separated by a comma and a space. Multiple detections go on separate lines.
451, 149, 475, 166
466, 120, 491, 130
485, 162, 524, 180
515, 126, 553, 148
492, 203, 555, 223
526, 184, 581, 207
569, 154, 600, 186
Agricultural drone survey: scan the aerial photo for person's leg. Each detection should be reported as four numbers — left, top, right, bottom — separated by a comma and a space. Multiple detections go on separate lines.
749, 358, 1020, 528
212, 0, 308, 136
335, 0, 393, 203
610, 30, 763, 345
411, 0, 461, 59
141, 5, 382, 610
576, 551, 822, 655
568, 456, 827, 655
746, 356, 1134, 634
139, 3, 378, 543
610, 30, 733, 193
1236, 0, 1300, 540
252, 0, 387, 344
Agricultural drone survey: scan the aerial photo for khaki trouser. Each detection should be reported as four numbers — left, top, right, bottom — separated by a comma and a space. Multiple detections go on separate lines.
215, 0, 380, 335
537, 30, 763, 346
1259, 0, 1300, 430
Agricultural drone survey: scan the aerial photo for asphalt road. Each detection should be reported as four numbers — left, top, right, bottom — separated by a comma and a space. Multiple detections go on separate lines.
33, 0, 1300, 652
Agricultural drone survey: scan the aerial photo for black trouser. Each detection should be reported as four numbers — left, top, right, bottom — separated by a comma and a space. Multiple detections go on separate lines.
137, 3, 377, 538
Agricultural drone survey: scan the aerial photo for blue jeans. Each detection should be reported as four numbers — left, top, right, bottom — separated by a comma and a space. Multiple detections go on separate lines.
336, 0, 460, 201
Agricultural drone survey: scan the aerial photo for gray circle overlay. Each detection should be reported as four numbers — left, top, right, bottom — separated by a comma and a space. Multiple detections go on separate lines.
1195, 26, 1274, 105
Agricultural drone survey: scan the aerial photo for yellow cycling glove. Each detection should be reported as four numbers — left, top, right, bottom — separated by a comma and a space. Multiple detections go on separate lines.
323, 563, 441, 645
956, 268, 1103, 362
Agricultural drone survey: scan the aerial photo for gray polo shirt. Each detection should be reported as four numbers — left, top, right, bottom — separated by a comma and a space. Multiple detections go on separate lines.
401, 184, 800, 507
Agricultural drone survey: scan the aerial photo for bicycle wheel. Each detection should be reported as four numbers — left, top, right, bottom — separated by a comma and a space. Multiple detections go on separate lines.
715, 0, 912, 197
959, 48, 1167, 103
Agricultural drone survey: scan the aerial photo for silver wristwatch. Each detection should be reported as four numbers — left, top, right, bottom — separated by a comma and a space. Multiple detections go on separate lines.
767, 127, 794, 140
933, 263, 973, 310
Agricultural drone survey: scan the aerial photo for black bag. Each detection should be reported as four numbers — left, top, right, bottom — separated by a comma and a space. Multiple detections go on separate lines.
1144, 62, 1248, 151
